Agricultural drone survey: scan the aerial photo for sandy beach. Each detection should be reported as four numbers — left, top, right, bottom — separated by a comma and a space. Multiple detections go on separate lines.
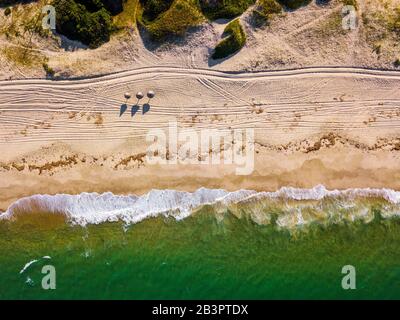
3, 0, 400, 301
1, 66, 400, 211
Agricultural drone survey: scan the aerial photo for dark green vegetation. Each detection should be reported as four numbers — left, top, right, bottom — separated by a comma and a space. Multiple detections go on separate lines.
91, 0, 123, 15
212, 19, 246, 59
199, 0, 255, 20
4, 0, 313, 52
53, 0, 123, 48
140, 0, 174, 22
4, 6, 11, 14
1, 209, 400, 299
277, 0, 311, 10
138, 0, 204, 40
252, 0, 282, 27
138, 0, 285, 40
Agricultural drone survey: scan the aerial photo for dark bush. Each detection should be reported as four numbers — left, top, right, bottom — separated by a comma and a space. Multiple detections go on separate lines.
75, 0, 123, 15
54, 0, 113, 48
212, 19, 246, 59
100, 0, 123, 15
276, 0, 311, 10
139, 0, 175, 22
200, 0, 256, 20
139, 0, 204, 40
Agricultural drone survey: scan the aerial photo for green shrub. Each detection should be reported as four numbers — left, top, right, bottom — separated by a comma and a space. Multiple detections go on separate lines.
140, 0, 174, 22
212, 18, 246, 59
75, 0, 103, 12
71, 0, 123, 14
4, 7, 11, 15
200, 0, 255, 20
252, 0, 281, 26
140, 0, 204, 40
53, 0, 113, 48
276, 0, 311, 10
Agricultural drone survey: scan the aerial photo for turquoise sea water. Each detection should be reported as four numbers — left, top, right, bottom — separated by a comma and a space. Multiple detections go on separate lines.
1, 198, 400, 300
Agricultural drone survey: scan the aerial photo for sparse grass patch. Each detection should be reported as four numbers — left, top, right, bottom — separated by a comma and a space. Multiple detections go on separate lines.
42, 61, 55, 77
252, 0, 282, 27
1, 1, 51, 39
388, 6, 400, 35
114, 0, 139, 29
2, 44, 45, 67
24, 9, 51, 38
200, 0, 255, 20
139, 0, 204, 40
372, 43, 381, 55
342, 0, 357, 10
361, 3, 390, 45
316, 9, 346, 36
212, 18, 246, 59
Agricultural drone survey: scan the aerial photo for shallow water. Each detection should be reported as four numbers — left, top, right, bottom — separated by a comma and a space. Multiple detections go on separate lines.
1, 200, 400, 299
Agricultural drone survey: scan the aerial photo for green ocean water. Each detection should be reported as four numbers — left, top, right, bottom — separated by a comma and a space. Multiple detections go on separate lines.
1, 206, 400, 300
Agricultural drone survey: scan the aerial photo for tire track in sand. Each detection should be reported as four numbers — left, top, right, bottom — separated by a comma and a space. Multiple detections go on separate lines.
1, 66, 400, 149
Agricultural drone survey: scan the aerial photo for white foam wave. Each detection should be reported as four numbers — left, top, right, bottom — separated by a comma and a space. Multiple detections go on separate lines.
1, 185, 400, 226
246, 185, 400, 203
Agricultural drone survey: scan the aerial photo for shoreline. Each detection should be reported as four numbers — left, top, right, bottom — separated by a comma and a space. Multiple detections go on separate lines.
1, 67, 400, 210
2, 144, 400, 211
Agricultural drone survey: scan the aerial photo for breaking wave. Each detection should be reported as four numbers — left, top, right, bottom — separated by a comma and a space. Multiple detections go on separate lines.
1, 185, 400, 227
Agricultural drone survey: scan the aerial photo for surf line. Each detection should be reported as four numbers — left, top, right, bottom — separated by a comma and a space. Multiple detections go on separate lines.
145, 121, 255, 175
